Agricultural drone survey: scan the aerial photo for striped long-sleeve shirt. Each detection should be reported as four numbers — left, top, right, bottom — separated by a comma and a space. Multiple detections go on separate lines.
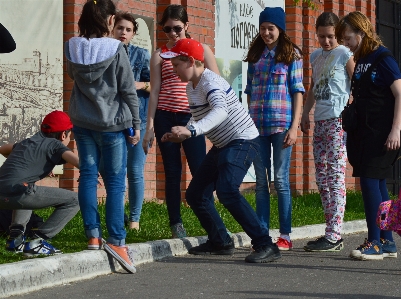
186, 69, 259, 148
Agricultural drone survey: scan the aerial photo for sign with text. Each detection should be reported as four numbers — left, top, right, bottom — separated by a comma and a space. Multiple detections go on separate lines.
131, 14, 154, 54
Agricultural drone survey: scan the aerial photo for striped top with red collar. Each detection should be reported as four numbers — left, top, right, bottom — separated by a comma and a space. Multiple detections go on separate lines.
157, 45, 190, 113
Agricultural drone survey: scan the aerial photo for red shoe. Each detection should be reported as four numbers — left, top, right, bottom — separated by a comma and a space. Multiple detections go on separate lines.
104, 242, 136, 273
87, 238, 102, 250
276, 237, 293, 251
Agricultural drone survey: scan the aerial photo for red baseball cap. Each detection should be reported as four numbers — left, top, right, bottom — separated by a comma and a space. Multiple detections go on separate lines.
160, 39, 204, 62
41, 111, 73, 133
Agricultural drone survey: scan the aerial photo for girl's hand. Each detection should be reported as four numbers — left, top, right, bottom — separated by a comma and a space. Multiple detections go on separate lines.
128, 130, 141, 146
283, 127, 297, 148
135, 82, 145, 90
385, 129, 401, 151
142, 128, 155, 154
300, 113, 310, 134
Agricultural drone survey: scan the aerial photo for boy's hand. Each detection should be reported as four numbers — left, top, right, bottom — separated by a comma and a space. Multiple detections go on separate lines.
127, 130, 140, 146
283, 127, 297, 148
300, 113, 310, 134
161, 126, 191, 143
142, 128, 155, 154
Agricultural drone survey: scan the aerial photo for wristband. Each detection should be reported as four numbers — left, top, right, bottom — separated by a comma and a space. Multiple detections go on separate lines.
186, 125, 197, 138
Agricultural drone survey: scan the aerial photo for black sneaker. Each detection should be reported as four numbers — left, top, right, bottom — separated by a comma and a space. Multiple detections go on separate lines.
6, 227, 25, 253
304, 236, 344, 252
189, 239, 234, 255
6, 234, 25, 253
23, 238, 62, 257
245, 243, 281, 263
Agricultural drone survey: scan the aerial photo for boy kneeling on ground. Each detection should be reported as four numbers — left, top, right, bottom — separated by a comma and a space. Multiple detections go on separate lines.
0, 111, 80, 256
160, 39, 280, 263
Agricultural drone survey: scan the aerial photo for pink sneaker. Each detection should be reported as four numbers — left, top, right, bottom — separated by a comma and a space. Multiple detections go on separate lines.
276, 237, 293, 251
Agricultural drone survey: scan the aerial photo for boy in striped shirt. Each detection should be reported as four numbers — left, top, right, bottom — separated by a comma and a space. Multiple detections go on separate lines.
160, 39, 280, 263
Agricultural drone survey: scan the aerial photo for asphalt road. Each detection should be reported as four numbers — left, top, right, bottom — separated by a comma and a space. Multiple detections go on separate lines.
11, 233, 401, 299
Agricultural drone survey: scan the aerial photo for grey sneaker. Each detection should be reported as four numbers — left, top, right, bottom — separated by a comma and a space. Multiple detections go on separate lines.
171, 223, 187, 238
304, 236, 344, 252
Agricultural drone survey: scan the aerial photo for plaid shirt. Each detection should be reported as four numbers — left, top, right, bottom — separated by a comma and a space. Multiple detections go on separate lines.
244, 46, 305, 136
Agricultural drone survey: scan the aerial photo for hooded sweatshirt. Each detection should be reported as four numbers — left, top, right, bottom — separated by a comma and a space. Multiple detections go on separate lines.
65, 37, 140, 131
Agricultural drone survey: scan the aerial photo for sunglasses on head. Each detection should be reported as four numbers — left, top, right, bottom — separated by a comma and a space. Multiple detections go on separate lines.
162, 26, 184, 33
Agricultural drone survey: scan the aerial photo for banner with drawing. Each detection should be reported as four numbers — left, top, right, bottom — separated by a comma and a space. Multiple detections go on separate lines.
0, 0, 63, 171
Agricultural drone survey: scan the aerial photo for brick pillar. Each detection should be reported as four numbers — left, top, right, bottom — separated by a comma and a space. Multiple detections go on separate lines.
285, 0, 305, 195
153, 0, 216, 201
299, 1, 321, 193
61, 0, 86, 194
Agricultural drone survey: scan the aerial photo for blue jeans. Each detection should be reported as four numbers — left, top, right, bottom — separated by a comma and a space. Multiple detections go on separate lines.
154, 109, 212, 226
360, 177, 393, 242
254, 132, 292, 235
73, 126, 127, 246
127, 128, 147, 222
186, 138, 273, 249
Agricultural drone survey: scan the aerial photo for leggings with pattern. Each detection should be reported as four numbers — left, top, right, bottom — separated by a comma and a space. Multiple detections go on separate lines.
313, 117, 347, 241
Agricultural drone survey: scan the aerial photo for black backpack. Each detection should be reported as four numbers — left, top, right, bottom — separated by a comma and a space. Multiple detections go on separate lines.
0, 209, 44, 238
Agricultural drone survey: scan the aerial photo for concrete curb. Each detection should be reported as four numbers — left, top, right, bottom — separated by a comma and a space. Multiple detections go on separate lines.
0, 220, 367, 298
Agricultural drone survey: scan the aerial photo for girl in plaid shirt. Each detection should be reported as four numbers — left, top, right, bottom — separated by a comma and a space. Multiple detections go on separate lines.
244, 7, 305, 251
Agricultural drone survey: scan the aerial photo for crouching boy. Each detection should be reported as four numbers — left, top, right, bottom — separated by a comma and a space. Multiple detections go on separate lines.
0, 111, 80, 256
160, 39, 281, 263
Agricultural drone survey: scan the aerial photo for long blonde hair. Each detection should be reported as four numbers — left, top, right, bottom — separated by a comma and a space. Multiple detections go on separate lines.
335, 11, 383, 62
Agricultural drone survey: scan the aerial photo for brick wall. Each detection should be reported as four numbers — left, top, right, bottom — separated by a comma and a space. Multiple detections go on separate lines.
59, 0, 376, 200
61, 0, 214, 201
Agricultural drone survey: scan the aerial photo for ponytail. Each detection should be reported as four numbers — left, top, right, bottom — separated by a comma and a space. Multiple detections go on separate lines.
78, 0, 116, 38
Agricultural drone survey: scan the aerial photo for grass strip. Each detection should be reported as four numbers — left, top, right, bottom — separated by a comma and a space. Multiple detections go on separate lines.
0, 190, 366, 264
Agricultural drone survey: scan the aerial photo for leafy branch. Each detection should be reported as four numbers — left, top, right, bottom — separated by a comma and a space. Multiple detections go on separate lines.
293, 0, 318, 10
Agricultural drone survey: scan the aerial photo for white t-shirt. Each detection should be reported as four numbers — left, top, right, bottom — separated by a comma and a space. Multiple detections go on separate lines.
310, 45, 352, 121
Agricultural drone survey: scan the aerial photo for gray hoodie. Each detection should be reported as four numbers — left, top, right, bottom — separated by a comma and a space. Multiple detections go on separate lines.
65, 37, 140, 131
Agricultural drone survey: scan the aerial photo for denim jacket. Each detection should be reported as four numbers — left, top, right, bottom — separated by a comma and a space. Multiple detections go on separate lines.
126, 44, 151, 129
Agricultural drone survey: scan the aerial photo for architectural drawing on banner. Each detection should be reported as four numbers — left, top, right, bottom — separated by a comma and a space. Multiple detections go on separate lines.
0, 0, 63, 172
215, 0, 285, 182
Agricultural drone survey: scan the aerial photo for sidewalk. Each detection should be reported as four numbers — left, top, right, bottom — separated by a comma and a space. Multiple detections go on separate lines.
0, 220, 368, 298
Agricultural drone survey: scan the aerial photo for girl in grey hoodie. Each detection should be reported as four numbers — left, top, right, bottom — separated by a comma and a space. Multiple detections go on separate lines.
65, 0, 139, 274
